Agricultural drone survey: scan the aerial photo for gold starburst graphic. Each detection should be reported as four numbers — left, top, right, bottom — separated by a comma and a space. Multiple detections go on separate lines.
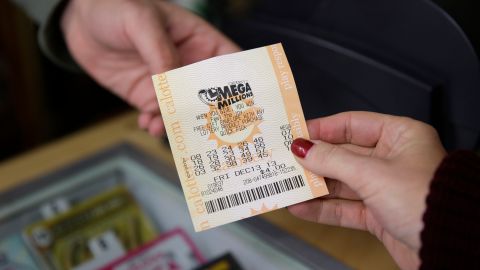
250, 203, 278, 216
206, 98, 263, 148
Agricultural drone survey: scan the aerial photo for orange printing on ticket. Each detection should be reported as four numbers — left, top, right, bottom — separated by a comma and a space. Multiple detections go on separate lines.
152, 43, 328, 232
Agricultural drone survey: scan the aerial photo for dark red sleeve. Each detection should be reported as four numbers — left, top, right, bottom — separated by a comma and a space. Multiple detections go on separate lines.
420, 151, 480, 269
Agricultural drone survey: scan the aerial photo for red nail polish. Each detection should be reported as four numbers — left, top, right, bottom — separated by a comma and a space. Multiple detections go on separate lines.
291, 138, 314, 158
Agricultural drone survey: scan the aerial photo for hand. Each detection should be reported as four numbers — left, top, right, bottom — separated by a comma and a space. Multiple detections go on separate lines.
61, 0, 240, 136
289, 112, 446, 270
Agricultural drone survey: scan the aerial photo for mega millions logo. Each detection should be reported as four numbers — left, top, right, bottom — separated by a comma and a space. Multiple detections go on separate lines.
198, 81, 263, 147
198, 82, 253, 109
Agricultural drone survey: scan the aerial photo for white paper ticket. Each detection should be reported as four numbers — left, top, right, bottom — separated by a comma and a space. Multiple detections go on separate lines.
152, 43, 328, 232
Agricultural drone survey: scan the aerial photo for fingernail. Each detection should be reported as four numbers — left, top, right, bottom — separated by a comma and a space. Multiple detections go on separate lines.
291, 138, 314, 158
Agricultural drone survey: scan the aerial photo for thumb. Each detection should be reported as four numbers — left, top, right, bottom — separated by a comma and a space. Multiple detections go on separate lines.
291, 138, 380, 192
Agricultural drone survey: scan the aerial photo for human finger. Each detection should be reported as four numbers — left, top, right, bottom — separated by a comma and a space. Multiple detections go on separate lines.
288, 199, 370, 231
148, 115, 165, 137
291, 138, 383, 192
126, 3, 180, 73
138, 98, 160, 114
338, 143, 374, 157
138, 112, 153, 130
125, 75, 160, 111
307, 111, 392, 147
158, 1, 240, 64
324, 179, 360, 200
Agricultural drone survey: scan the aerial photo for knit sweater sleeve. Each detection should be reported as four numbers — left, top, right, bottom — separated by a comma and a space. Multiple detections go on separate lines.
10, 0, 78, 70
420, 150, 480, 269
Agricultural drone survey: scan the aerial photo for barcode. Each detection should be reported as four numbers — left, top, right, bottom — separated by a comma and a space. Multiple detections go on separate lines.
205, 175, 305, 214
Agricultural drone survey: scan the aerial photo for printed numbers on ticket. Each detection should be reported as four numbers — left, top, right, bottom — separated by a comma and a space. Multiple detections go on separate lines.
152, 43, 328, 231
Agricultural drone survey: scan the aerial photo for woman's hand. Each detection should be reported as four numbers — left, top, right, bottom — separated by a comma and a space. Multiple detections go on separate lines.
61, 0, 240, 136
289, 111, 446, 270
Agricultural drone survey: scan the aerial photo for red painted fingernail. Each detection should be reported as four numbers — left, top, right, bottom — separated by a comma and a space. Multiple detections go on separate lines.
291, 138, 314, 158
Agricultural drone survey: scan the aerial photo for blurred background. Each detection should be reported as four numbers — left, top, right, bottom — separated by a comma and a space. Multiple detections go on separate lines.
0, 0, 479, 162
0, 0, 129, 162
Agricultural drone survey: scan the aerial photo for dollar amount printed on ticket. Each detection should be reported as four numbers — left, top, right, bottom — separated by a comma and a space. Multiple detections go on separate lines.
152, 43, 328, 231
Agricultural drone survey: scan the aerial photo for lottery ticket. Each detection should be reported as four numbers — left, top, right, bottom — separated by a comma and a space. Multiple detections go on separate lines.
99, 228, 204, 270
24, 186, 157, 270
194, 253, 242, 270
0, 234, 39, 270
152, 43, 328, 232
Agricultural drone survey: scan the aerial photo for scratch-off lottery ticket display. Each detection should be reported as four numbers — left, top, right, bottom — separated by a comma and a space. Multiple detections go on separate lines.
153, 43, 329, 232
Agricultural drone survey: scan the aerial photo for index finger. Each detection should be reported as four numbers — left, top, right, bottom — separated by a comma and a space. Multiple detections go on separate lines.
307, 111, 391, 147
